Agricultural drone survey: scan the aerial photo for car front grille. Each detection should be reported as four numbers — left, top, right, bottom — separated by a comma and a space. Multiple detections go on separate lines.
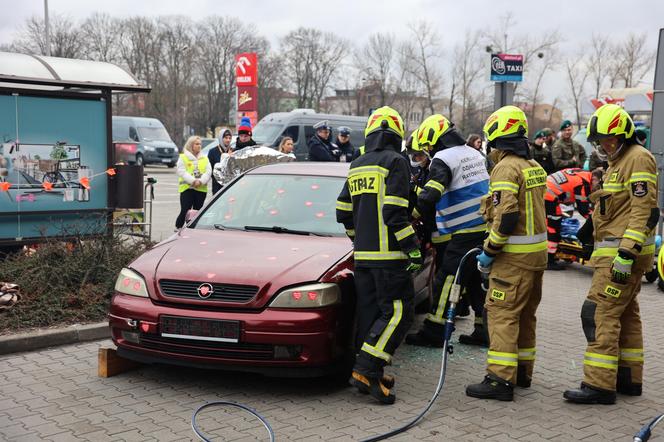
159, 279, 259, 303
139, 334, 274, 360
156, 147, 172, 154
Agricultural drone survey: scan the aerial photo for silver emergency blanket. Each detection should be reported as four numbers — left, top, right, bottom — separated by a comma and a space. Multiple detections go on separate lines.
213, 145, 295, 186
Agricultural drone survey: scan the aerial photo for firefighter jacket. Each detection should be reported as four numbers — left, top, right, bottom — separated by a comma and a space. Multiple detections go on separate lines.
589, 143, 658, 273
482, 151, 548, 271
545, 168, 592, 217
551, 137, 587, 170
417, 145, 489, 237
336, 139, 420, 268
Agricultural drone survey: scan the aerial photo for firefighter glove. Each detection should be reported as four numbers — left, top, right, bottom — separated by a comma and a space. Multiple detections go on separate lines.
477, 251, 495, 273
406, 249, 423, 272
611, 252, 634, 283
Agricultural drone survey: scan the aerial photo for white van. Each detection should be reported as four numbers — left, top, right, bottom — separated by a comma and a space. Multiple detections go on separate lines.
112, 116, 179, 167
252, 110, 367, 160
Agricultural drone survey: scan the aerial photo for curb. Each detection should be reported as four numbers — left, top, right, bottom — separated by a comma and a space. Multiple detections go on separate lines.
0, 322, 110, 355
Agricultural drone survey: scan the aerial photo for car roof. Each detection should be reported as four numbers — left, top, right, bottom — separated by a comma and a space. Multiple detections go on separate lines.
246, 161, 350, 178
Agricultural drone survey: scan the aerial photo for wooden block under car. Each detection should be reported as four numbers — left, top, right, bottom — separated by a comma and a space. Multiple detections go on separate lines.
98, 347, 140, 377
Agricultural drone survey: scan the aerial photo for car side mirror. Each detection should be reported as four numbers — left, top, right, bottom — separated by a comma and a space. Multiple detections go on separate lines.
185, 209, 198, 224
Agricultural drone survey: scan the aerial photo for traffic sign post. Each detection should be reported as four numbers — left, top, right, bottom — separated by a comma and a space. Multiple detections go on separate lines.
490, 53, 522, 110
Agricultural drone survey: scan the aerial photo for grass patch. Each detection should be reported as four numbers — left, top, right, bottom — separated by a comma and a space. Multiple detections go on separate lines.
0, 236, 150, 333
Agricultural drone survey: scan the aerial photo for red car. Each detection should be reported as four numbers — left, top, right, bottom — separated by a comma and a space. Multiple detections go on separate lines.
109, 162, 433, 376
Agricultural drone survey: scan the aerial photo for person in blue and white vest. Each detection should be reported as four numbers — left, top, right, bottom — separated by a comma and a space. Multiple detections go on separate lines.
406, 114, 490, 348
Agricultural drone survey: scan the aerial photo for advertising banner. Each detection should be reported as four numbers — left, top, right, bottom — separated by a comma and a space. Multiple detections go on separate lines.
490, 53, 523, 82
235, 53, 258, 87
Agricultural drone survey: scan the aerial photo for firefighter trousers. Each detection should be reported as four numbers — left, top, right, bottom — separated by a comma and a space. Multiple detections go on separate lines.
354, 266, 414, 378
485, 259, 543, 384
421, 231, 486, 339
581, 266, 644, 391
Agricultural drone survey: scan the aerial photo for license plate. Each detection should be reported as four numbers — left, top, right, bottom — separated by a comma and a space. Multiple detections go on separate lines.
161, 158, 172, 163
160, 316, 240, 343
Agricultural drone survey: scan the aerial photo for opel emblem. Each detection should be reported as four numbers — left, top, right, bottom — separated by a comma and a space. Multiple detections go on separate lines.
197, 283, 214, 299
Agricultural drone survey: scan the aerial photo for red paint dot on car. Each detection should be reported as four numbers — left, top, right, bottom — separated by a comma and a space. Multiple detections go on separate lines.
315, 212, 325, 218
305, 201, 313, 207
311, 184, 319, 190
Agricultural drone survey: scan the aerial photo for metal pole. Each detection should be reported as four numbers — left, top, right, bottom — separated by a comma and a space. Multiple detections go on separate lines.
43, 0, 51, 56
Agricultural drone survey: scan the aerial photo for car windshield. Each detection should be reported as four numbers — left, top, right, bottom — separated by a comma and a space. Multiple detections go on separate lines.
251, 123, 283, 145
195, 174, 346, 237
137, 126, 172, 142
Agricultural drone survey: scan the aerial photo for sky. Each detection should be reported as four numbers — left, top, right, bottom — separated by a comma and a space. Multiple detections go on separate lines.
1, 0, 663, 114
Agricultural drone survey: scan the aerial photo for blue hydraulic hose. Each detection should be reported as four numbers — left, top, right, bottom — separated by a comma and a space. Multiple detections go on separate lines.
634, 413, 664, 442
191, 248, 482, 442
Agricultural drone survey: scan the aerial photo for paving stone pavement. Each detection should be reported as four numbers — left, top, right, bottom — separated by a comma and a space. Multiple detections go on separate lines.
1, 264, 664, 441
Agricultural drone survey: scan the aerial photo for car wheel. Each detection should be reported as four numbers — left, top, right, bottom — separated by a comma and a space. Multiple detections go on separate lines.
645, 268, 658, 283
167, 162, 176, 168
135, 154, 144, 167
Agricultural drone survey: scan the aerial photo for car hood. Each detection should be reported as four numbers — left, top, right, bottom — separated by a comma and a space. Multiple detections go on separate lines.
132, 228, 352, 308
143, 140, 176, 149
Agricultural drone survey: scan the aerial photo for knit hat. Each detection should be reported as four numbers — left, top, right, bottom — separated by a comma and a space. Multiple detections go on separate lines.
238, 117, 252, 136
560, 120, 572, 130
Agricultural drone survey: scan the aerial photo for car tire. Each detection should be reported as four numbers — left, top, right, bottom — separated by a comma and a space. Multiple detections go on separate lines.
135, 153, 144, 167
167, 162, 176, 168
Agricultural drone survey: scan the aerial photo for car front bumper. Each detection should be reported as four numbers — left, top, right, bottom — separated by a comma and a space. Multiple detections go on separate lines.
109, 293, 350, 375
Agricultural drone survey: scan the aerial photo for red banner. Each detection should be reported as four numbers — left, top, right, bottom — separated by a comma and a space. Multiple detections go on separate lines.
237, 86, 258, 112
235, 53, 258, 86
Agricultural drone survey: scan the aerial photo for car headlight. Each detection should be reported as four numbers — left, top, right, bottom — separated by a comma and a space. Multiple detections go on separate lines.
114, 268, 149, 298
269, 283, 340, 308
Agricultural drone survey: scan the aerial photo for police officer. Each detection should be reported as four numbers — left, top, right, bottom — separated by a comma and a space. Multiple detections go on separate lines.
405, 114, 490, 348
545, 168, 593, 270
335, 126, 355, 163
308, 121, 341, 161
530, 130, 555, 174
336, 106, 422, 405
564, 104, 658, 404
466, 106, 548, 401
551, 120, 586, 171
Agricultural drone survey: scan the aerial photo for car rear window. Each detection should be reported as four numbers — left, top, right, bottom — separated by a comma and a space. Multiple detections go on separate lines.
196, 174, 346, 236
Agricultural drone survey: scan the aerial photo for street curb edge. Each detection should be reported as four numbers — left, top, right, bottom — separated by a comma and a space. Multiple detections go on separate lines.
0, 322, 110, 355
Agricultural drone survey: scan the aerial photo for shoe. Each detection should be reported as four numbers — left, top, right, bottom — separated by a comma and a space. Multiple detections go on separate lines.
356, 374, 395, 392
405, 331, 445, 348
563, 383, 616, 404
466, 375, 514, 401
617, 367, 642, 396
459, 327, 488, 347
351, 371, 395, 404
547, 254, 565, 271
516, 365, 531, 388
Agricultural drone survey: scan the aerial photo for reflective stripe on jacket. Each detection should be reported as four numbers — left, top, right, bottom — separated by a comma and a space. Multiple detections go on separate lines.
178, 154, 210, 193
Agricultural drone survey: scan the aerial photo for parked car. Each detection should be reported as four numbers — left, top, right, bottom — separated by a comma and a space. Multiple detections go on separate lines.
109, 162, 433, 376
252, 110, 367, 160
572, 128, 593, 170
199, 137, 217, 151
112, 116, 179, 167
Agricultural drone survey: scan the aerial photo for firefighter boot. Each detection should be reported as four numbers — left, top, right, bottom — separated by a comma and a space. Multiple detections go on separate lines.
516, 365, 531, 388
617, 367, 642, 396
459, 324, 489, 347
351, 371, 395, 405
563, 383, 616, 405
547, 253, 565, 271
466, 374, 514, 401
405, 330, 445, 348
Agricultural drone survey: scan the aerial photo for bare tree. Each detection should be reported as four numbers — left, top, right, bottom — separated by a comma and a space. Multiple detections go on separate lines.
588, 33, 610, 98
565, 55, 589, 130
12, 13, 85, 58
449, 31, 484, 132
81, 13, 120, 62
406, 21, 442, 115
357, 33, 396, 106
281, 28, 347, 109
484, 13, 560, 95
619, 32, 655, 88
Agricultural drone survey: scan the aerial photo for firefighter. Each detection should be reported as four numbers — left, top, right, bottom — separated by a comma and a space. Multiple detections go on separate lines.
465, 105, 548, 401
563, 104, 658, 404
404, 114, 490, 348
336, 106, 422, 405
545, 168, 593, 270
